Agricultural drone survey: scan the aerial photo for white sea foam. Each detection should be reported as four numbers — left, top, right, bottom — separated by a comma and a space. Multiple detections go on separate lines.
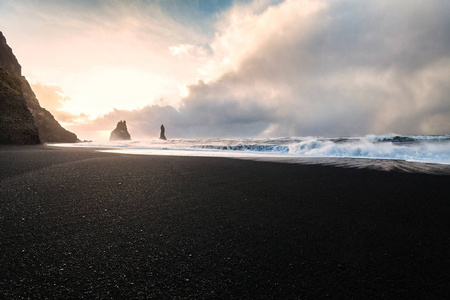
50, 135, 450, 165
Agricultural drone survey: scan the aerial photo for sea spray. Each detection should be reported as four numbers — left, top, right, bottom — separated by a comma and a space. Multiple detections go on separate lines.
51, 134, 450, 165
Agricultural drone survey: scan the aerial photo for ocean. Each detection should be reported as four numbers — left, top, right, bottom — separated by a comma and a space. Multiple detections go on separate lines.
51, 134, 450, 167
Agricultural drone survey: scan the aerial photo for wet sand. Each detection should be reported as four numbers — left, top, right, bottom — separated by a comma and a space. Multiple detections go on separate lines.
1, 145, 449, 299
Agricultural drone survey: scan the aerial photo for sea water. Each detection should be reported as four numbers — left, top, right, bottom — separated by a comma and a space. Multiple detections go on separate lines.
51, 134, 450, 165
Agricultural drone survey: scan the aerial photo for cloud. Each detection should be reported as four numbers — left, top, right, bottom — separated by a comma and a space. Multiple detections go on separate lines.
65, 106, 179, 140
30, 81, 70, 110
29, 81, 89, 123
68, 0, 450, 140
169, 44, 209, 61
8, 0, 450, 139
0, 0, 215, 113
175, 0, 450, 137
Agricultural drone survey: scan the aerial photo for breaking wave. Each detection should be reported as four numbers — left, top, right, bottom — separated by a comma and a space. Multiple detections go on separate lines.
52, 134, 450, 165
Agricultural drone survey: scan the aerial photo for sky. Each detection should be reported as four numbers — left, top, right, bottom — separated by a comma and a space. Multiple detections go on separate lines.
1, 0, 449, 140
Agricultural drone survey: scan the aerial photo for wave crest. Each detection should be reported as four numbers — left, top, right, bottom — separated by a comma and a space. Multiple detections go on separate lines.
51, 134, 450, 165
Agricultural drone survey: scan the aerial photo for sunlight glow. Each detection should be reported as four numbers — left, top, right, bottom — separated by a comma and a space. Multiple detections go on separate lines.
60, 66, 178, 117
180, 85, 190, 98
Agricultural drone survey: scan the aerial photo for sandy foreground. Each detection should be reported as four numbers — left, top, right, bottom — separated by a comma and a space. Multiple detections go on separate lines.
1, 145, 449, 298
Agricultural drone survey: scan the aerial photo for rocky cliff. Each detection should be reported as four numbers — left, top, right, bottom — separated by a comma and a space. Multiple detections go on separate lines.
0, 67, 40, 144
0, 32, 39, 144
110, 120, 131, 141
0, 31, 78, 144
20, 77, 78, 143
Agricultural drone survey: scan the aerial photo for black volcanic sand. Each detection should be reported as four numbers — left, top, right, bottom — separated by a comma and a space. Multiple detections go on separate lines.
1, 146, 449, 299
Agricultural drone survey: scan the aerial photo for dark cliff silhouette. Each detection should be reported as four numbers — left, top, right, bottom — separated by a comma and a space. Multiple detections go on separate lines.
1, 32, 39, 144
160, 124, 167, 140
0, 31, 78, 144
110, 120, 131, 141
0, 67, 40, 144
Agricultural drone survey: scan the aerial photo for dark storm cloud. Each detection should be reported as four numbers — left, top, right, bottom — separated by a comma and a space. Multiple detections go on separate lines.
71, 0, 450, 139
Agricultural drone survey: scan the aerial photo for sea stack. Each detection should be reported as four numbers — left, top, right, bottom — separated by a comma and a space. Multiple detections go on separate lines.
0, 31, 78, 144
159, 124, 167, 140
110, 120, 131, 141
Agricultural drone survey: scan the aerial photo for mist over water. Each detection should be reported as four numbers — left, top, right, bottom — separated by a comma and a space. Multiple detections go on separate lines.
52, 135, 450, 173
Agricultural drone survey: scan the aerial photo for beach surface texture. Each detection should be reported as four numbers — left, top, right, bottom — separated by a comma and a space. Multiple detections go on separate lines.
1, 145, 449, 298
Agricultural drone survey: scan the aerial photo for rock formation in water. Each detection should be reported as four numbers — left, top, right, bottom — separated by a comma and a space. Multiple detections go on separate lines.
0, 31, 78, 144
110, 120, 131, 141
159, 124, 167, 140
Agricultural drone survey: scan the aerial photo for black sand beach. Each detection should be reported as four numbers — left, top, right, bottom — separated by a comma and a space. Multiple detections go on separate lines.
1, 145, 449, 299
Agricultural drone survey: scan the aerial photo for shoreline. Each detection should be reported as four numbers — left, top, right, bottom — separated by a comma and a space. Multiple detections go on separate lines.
46, 136, 450, 170
49, 142, 450, 175
1, 145, 449, 298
